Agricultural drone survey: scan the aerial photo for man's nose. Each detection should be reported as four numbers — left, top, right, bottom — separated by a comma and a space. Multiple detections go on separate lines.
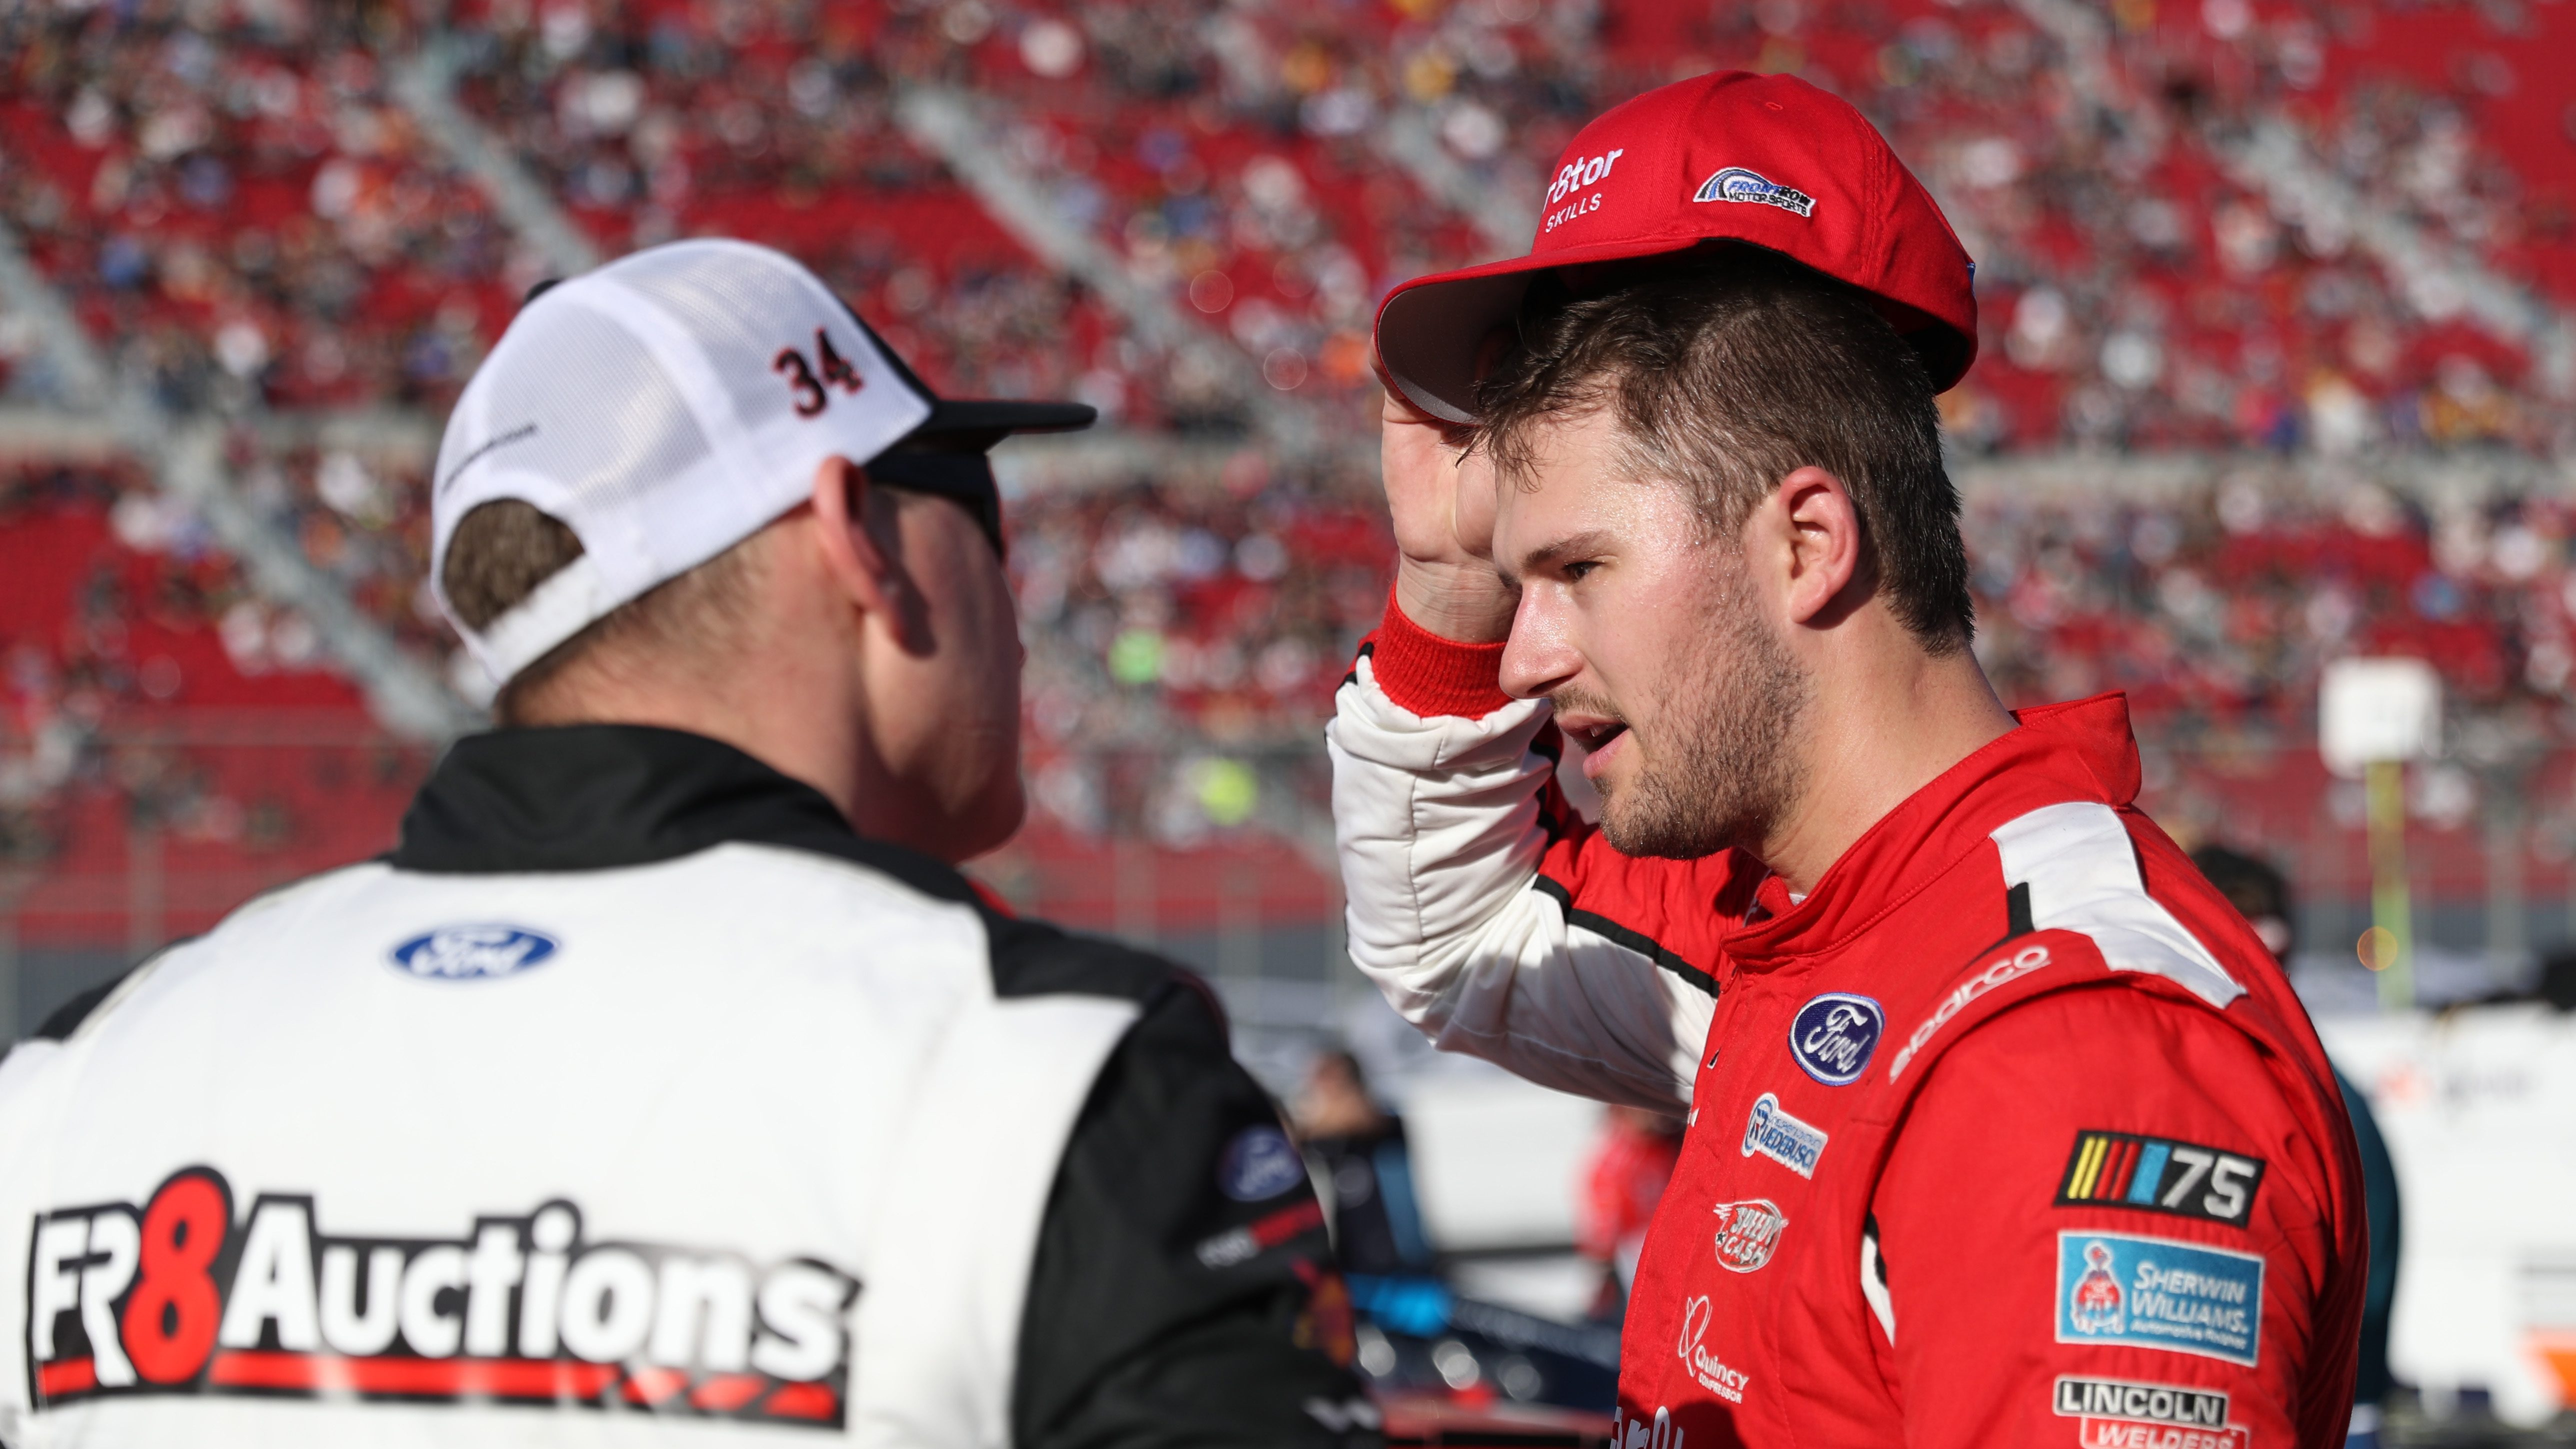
1498, 590, 1582, 701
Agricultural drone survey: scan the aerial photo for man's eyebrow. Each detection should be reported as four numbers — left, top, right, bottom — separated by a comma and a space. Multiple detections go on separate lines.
1498, 530, 1618, 588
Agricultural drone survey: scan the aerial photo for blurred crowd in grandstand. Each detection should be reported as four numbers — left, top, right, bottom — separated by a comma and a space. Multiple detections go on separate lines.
10, 0, 2567, 438
2, 0, 2572, 869
18, 452, 2576, 866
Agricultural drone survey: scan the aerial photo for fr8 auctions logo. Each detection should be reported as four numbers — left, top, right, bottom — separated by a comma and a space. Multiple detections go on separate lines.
26, 1168, 860, 1428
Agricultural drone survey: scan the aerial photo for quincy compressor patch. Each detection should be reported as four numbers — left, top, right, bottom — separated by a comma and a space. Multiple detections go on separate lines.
24, 1168, 860, 1427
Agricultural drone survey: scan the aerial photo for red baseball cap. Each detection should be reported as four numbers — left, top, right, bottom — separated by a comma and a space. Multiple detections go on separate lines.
1375, 70, 1978, 424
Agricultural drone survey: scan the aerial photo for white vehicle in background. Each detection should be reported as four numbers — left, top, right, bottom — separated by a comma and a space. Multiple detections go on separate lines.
2324, 1004, 2576, 1426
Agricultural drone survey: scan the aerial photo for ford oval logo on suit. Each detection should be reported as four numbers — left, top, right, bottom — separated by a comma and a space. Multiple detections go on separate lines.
1788, 992, 1884, 1086
389, 926, 560, 982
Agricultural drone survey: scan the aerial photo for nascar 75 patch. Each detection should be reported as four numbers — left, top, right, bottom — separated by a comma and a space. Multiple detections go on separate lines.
2057, 1232, 2262, 1367
2058, 1131, 2264, 1227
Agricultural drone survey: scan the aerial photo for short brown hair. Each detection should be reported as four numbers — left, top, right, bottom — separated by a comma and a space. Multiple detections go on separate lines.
442, 500, 762, 724
1475, 245, 1973, 654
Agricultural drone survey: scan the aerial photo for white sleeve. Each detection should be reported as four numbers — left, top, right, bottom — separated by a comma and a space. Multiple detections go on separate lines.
1326, 654, 1714, 1110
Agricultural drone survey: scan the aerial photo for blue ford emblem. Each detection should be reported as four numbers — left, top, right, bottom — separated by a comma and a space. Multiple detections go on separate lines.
1216, 1126, 1306, 1202
1788, 992, 1884, 1086
390, 925, 560, 982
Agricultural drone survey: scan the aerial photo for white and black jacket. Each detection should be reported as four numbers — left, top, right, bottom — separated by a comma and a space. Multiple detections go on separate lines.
0, 726, 1374, 1449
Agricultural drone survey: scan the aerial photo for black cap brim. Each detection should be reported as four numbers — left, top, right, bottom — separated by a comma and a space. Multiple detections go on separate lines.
900, 398, 1098, 454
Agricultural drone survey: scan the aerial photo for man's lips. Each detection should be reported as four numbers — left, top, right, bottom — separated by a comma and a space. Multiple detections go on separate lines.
1558, 712, 1631, 780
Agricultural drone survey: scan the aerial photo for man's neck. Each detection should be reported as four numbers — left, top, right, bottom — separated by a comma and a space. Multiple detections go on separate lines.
1757, 640, 2018, 896
516, 652, 868, 830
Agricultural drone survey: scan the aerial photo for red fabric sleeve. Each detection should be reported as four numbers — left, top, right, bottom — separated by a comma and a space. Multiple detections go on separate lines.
1872, 987, 2350, 1449
1362, 590, 1512, 718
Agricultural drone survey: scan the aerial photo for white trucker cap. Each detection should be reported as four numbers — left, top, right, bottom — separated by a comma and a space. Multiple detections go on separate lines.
430, 238, 1092, 686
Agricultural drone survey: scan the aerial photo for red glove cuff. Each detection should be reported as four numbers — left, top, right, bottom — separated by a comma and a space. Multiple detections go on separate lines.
1362, 589, 1513, 718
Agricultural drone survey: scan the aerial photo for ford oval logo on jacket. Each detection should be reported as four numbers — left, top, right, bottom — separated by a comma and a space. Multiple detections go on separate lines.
390, 925, 560, 982
1789, 992, 1884, 1086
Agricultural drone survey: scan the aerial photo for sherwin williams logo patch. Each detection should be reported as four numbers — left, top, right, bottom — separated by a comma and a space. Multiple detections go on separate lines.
1692, 167, 1816, 216
1710, 1199, 1786, 1272
390, 926, 558, 982
1739, 1093, 1827, 1178
2056, 1233, 2262, 1366
1788, 992, 1882, 1086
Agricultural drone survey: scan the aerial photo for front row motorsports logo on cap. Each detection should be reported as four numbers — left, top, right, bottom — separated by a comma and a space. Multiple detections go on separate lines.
1740, 1093, 1827, 1178
389, 926, 559, 982
1692, 167, 1817, 217
2056, 1232, 2263, 1367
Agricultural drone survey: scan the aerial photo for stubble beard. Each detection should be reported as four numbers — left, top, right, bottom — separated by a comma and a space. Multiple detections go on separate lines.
1588, 570, 1812, 861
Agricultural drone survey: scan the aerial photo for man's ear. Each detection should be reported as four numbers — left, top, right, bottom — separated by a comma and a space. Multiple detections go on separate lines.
808, 454, 900, 622
1771, 465, 1867, 628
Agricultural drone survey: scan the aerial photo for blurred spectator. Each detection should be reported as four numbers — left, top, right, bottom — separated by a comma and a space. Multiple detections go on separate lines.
2192, 843, 2402, 1445
2539, 953, 2576, 1014
1574, 1105, 1684, 1323
1294, 1050, 1432, 1279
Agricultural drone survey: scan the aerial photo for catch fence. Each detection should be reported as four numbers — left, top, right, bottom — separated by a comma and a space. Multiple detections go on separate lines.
3, 714, 2566, 1040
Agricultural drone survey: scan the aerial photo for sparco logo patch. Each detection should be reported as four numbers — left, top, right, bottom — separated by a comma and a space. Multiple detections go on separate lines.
1710, 1199, 1786, 1272
390, 925, 558, 982
1738, 1093, 1827, 1178
2054, 1376, 2246, 1449
26, 1168, 860, 1427
1788, 992, 1883, 1086
2059, 1131, 2266, 1226
1888, 943, 2053, 1079
1691, 166, 1816, 216
2056, 1232, 2262, 1367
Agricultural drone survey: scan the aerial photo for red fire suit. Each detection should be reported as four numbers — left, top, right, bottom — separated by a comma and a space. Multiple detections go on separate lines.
1328, 598, 2367, 1449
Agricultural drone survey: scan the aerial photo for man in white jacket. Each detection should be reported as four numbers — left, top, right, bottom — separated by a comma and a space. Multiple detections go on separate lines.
0, 240, 1374, 1449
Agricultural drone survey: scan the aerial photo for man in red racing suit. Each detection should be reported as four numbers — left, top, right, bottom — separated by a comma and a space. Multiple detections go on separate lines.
1335, 68, 2366, 1449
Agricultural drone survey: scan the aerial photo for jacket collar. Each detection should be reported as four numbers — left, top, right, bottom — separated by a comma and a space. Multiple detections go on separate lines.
392, 724, 979, 908
1720, 692, 2143, 969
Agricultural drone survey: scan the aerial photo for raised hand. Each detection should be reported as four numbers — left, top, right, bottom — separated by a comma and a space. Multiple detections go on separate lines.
1378, 370, 1516, 644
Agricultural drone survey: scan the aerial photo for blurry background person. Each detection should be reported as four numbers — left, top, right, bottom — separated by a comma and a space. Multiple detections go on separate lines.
2192, 844, 2403, 1448
1574, 1107, 1684, 1322
1296, 1049, 1435, 1280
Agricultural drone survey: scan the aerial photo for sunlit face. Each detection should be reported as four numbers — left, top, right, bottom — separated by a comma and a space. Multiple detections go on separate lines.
864, 488, 1026, 862
1492, 408, 1810, 860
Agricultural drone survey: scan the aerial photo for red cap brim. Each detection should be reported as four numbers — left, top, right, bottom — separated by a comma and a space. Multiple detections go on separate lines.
1374, 237, 1974, 424
1374, 236, 1719, 424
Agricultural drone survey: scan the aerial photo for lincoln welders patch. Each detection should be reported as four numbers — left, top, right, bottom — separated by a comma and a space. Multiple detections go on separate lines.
2052, 1376, 2248, 1449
